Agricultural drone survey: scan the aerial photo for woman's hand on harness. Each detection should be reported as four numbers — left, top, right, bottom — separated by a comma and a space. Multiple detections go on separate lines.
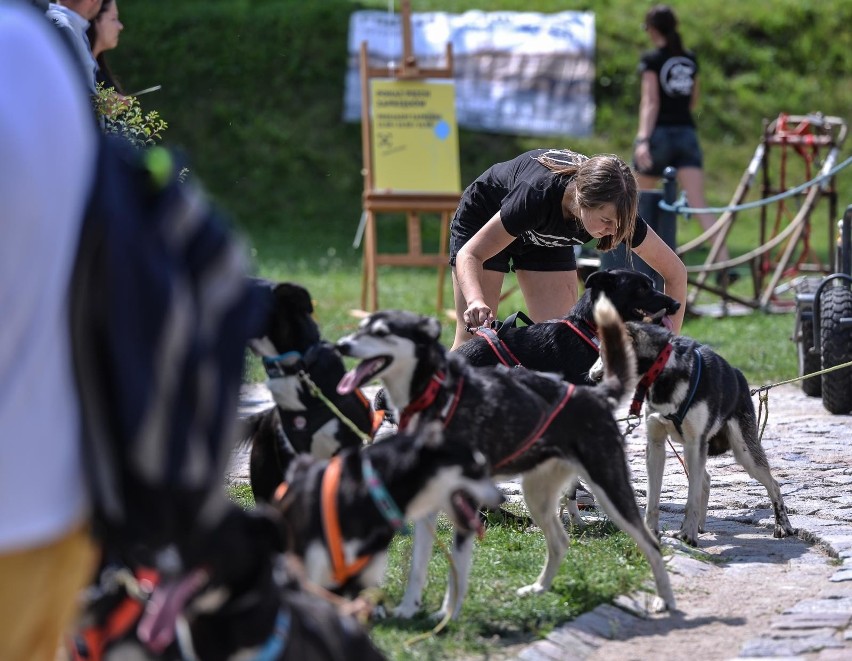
463, 302, 493, 333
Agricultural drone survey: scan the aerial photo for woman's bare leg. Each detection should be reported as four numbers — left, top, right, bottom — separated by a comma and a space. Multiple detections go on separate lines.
516, 270, 579, 322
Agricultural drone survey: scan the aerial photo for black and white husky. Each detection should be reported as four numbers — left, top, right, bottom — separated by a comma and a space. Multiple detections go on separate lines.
335, 298, 676, 620
589, 320, 797, 547
273, 421, 503, 597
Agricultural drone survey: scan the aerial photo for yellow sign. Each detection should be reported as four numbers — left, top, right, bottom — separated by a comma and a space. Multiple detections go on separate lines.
370, 79, 461, 194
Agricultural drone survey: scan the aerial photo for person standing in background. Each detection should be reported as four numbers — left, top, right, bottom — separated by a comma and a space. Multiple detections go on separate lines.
87, 0, 124, 93
0, 3, 100, 659
633, 4, 733, 281
46, 0, 104, 93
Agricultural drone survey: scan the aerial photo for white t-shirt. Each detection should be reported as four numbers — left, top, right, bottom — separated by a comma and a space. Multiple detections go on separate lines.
0, 3, 97, 551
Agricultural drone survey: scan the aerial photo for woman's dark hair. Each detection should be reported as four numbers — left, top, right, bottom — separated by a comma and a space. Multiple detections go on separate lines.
645, 4, 684, 55
86, 0, 122, 93
536, 149, 638, 253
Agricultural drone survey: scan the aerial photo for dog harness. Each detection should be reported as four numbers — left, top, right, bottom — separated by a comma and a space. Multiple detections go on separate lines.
493, 383, 576, 471
397, 371, 464, 431
475, 326, 523, 367
558, 319, 600, 352
475, 314, 600, 369
69, 567, 160, 661
321, 454, 407, 588
630, 344, 704, 436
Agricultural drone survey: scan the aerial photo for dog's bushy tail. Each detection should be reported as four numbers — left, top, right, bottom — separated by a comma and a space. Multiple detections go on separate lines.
594, 294, 637, 407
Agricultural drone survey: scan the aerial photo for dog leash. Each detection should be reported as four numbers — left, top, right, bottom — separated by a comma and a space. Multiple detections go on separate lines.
402, 519, 460, 648
748, 358, 852, 445
298, 371, 373, 443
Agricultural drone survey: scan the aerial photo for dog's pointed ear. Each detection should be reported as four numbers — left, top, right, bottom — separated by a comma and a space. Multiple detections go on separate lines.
275, 282, 314, 315
416, 421, 444, 449
418, 315, 442, 341
584, 269, 615, 292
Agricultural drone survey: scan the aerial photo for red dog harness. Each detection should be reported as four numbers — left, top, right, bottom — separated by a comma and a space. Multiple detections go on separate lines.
476, 316, 600, 369
629, 343, 673, 416
493, 383, 576, 472
398, 371, 464, 431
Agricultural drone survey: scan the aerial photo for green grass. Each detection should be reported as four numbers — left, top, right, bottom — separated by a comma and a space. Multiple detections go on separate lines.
227, 485, 652, 660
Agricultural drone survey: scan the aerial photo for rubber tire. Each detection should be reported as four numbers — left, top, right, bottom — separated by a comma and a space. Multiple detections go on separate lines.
798, 317, 822, 397
820, 285, 852, 414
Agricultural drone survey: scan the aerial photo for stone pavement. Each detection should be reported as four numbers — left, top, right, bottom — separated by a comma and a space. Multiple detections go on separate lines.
229, 382, 852, 660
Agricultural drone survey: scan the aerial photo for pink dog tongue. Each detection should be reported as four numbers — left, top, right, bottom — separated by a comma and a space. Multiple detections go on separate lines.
662, 315, 674, 331
337, 357, 384, 394
137, 568, 208, 654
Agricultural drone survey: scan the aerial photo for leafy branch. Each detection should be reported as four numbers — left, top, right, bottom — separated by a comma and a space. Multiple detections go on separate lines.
93, 83, 168, 148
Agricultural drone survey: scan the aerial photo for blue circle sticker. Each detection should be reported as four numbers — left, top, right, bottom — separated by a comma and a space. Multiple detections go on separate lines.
434, 120, 451, 140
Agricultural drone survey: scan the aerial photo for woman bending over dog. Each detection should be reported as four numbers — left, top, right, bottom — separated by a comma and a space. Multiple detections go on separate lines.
450, 148, 687, 349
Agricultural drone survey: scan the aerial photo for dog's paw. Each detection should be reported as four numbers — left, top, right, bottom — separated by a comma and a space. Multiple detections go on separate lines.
392, 603, 420, 619
673, 529, 699, 547
516, 583, 546, 597
429, 608, 451, 623
774, 523, 797, 538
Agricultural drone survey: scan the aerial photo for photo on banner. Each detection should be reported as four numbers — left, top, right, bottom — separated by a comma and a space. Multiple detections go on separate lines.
344, 10, 596, 137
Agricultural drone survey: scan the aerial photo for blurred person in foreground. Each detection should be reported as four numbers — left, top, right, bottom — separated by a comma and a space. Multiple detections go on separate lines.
0, 3, 100, 659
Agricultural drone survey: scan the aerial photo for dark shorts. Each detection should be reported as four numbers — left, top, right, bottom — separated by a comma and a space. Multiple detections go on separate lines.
634, 125, 703, 177
449, 231, 577, 273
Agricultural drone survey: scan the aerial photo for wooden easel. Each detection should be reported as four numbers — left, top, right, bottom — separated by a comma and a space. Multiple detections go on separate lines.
358, 0, 460, 312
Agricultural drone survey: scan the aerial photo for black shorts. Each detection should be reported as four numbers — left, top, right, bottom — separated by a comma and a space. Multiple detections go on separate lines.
634, 125, 704, 177
449, 232, 577, 273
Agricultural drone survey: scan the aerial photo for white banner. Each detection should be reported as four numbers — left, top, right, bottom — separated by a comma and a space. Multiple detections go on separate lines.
344, 10, 596, 137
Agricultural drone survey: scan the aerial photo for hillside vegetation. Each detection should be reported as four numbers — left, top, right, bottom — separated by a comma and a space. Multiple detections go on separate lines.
113, 0, 851, 271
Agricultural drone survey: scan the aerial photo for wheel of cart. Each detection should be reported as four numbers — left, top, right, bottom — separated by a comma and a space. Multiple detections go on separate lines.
810, 205, 852, 413
793, 276, 823, 397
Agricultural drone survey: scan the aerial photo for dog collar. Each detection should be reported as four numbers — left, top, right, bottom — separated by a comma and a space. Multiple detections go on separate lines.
559, 319, 600, 353
398, 371, 444, 430
630, 343, 673, 416
262, 350, 303, 378
362, 455, 408, 533
252, 610, 291, 661
398, 372, 465, 431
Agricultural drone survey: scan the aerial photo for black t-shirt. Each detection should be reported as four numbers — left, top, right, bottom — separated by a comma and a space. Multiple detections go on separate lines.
638, 47, 698, 127
452, 149, 648, 248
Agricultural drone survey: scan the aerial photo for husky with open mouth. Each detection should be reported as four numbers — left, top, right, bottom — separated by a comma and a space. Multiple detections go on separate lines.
273, 421, 504, 597
336, 297, 676, 620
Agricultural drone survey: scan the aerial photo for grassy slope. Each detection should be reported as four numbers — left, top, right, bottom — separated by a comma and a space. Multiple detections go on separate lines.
113, 0, 851, 381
